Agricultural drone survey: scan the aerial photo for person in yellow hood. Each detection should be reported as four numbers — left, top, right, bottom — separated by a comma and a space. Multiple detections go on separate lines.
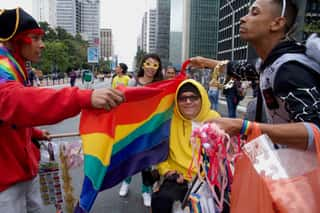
152, 79, 220, 213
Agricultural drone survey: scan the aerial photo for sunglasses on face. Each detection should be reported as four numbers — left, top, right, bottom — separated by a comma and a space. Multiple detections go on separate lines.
178, 95, 200, 103
143, 62, 159, 69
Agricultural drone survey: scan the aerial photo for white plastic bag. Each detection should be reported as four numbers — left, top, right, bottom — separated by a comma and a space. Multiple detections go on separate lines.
243, 134, 319, 180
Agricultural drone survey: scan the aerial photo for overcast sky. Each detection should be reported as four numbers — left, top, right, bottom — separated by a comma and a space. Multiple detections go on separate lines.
1, 0, 156, 69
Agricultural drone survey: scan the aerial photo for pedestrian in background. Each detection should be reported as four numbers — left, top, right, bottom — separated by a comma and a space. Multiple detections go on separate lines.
27, 67, 35, 86
69, 69, 77, 87
0, 8, 124, 213
112, 63, 130, 88
222, 76, 243, 118
208, 65, 224, 111
164, 66, 177, 80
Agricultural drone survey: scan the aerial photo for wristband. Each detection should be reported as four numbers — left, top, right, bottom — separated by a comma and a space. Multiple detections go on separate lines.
240, 120, 251, 136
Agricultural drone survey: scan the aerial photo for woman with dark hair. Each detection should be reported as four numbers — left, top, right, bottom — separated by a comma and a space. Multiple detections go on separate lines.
121, 53, 163, 207
129, 53, 164, 86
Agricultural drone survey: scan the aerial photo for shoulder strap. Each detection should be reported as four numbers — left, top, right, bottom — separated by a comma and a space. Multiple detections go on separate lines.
306, 33, 320, 63
270, 53, 320, 89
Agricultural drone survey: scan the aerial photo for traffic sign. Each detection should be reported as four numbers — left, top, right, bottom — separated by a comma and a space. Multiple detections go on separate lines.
87, 47, 99, 63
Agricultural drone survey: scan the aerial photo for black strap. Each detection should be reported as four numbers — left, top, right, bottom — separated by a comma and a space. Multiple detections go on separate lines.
255, 88, 263, 122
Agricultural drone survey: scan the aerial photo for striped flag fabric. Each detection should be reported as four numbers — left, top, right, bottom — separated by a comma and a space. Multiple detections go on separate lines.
0, 47, 27, 85
75, 70, 187, 212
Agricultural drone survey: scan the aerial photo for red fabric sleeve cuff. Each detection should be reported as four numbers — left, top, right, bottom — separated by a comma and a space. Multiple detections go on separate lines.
77, 89, 93, 109
32, 127, 44, 139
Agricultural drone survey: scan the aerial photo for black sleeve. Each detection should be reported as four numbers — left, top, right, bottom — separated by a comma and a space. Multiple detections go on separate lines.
226, 61, 259, 81
273, 62, 320, 128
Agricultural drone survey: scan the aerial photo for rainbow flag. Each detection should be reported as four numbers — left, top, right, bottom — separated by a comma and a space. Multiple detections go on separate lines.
0, 47, 27, 85
75, 73, 186, 212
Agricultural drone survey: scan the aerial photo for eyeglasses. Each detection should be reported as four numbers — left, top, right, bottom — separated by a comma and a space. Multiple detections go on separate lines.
143, 62, 159, 70
178, 95, 200, 103
281, 0, 286, 17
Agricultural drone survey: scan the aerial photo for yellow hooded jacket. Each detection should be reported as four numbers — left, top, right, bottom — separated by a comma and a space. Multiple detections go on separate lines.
157, 79, 220, 181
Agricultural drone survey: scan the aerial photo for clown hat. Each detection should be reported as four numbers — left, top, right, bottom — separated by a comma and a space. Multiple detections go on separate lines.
0, 7, 43, 42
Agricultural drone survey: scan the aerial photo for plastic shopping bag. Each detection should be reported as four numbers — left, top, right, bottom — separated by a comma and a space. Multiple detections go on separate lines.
231, 124, 320, 213
230, 150, 275, 212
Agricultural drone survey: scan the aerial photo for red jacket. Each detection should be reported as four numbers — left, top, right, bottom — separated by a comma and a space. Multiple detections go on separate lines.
0, 81, 92, 191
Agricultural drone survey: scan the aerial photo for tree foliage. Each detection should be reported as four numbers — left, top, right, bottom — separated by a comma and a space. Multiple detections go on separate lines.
36, 22, 89, 75
304, 20, 320, 34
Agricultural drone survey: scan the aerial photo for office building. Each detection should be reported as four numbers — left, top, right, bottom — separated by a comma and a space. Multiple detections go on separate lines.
33, 0, 56, 27
100, 28, 113, 60
148, 9, 157, 53
56, 0, 100, 46
169, 0, 183, 67
56, 0, 77, 35
79, 0, 100, 47
217, 0, 256, 61
141, 12, 148, 52
156, 0, 171, 67
189, 0, 220, 59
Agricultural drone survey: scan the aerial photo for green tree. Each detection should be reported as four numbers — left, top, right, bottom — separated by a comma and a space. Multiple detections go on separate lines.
39, 41, 70, 74
35, 22, 88, 74
56, 26, 73, 40
39, 22, 57, 41
304, 20, 320, 34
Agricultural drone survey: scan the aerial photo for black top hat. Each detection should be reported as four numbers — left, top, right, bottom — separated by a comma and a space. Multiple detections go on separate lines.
0, 7, 41, 42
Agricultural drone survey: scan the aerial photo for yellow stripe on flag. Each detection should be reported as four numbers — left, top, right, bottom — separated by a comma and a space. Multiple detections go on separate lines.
82, 133, 114, 166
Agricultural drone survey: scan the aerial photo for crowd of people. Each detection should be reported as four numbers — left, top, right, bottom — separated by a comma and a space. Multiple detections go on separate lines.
1, 0, 319, 212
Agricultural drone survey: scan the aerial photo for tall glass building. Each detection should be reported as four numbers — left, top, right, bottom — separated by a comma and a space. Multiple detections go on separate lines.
56, 0, 100, 47
169, 0, 183, 66
56, 0, 77, 35
78, 0, 100, 47
217, 0, 256, 61
148, 9, 157, 54
156, 0, 171, 67
33, 0, 56, 27
188, 0, 220, 59
218, 0, 319, 61
100, 28, 113, 60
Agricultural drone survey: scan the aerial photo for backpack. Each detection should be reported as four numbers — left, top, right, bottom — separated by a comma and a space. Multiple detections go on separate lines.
257, 33, 320, 123
84, 71, 92, 82
267, 33, 320, 91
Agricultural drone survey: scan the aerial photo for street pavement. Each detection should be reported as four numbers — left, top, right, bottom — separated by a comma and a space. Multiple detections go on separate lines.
38, 78, 253, 213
